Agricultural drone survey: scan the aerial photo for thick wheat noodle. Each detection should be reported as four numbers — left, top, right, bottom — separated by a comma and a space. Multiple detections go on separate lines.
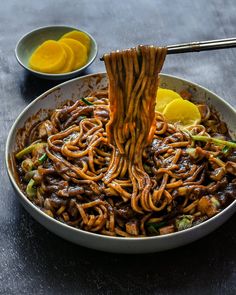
103, 46, 167, 215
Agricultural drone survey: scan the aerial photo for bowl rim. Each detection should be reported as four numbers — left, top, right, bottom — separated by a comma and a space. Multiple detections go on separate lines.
5, 72, 236, 242
15, 25, 98, 77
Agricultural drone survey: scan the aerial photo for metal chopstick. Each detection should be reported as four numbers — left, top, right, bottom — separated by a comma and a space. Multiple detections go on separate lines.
167, 37, 236, 54
167, 37, 236, 48
100, 37, 236, 60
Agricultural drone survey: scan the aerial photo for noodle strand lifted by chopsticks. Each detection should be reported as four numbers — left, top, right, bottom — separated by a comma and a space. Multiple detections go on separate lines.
103, 46, 167, 213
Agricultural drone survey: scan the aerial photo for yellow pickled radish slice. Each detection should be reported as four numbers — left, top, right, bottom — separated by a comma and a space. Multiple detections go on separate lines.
163, 98, 201, 127
60, 30, 91, 51
54, 42, 74, 73
29, 40, 66, 73
59, 38, 88, 70
156, 88, 183, 113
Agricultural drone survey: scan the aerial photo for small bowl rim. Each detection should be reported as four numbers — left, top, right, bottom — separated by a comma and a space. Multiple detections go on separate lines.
5, 72, 236, 242
15, 25, 98, 77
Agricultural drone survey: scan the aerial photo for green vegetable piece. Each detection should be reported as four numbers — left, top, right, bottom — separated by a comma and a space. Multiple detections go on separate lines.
222, 146, 231, 154
147, 222, 170, 235
38, 153, 47, 164
26, 179, 37, 200
16, 145, 36, 160
191, 135, 236, 148
175, 215, 194, 231
15, 142, 47, 160
147, 221, 167, 230
81, 97, 93, 105
222, 142, 236, 154
147, 225, 159, 235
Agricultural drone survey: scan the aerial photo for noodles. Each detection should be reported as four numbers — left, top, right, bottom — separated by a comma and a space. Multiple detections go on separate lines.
15, 46, 236, 237
103, 46, 167, 214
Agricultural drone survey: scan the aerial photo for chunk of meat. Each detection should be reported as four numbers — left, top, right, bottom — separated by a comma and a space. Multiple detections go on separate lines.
38, 120, 56, 139
116, 206, 135, 220
57, 186, 84, 197
216, 181, 236, 204
159, 225, 175, 235
31, 143, 47, 161
210, 167, 225, 181
218, 121, 228, 134
227, 150, 236, 162
125, 220, 139, 236
207, 177, 227, 194
225, 161, 236, 176
197, 104, 210, 121
198, 196, 218, 217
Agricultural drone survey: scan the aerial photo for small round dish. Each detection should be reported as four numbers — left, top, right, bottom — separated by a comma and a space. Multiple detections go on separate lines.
15, 25, 98, 80
5, 73, 236, 253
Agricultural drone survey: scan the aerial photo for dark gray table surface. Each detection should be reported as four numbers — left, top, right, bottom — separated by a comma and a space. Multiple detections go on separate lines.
0, 0, 236, 294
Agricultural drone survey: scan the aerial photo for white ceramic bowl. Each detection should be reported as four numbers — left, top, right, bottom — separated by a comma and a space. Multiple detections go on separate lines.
5, 73, 236, 253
